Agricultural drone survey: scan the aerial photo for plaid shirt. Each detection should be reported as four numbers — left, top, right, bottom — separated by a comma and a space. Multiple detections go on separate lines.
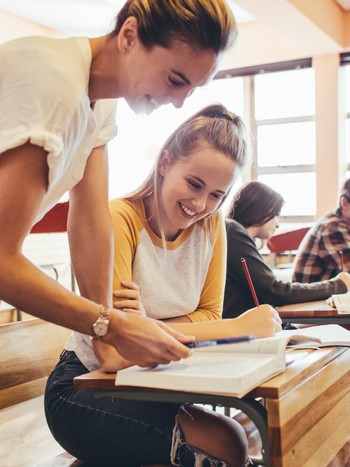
292, 210, 350, 283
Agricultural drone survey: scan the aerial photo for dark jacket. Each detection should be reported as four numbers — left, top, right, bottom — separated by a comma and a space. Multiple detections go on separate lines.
223, 219, 347, 318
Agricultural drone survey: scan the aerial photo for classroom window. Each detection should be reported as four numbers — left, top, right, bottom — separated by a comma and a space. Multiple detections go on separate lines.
258, 173, 316, 217
257, 121, 315, 167
255, 68, 315, 120
253, 66, 316, 225
344, 63, 350, 173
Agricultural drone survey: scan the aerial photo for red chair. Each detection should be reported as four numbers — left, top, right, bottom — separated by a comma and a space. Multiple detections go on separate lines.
30, 201, 75, 292
30, 201, 69, 234
267, 227, 310, 268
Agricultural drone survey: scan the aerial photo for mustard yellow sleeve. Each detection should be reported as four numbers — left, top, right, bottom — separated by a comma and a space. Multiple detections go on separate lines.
109, 199, 142, 294
186, 212, 226, 322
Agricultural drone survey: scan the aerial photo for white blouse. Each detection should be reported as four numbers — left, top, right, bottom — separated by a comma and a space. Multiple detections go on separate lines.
0, 35, 118, 221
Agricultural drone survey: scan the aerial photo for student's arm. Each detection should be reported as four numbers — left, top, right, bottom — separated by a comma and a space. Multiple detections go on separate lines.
0, 142, 105, 331
292, 221, 349, 283
68, 144, 113, 306
167, 304, 282, 340
321, 221, 350, 276
110, 282, 281, 344
0, 144, 191, 367
93, 199, 149, 371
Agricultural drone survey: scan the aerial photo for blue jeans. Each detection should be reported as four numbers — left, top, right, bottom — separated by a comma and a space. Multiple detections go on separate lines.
44, 350, 224, 466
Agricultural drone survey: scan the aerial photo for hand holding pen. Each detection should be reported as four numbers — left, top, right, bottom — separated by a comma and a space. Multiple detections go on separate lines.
240, 257, 282, 335
186, 335, 255, 348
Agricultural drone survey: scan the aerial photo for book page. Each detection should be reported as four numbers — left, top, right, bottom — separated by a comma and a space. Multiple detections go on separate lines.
285, 324, 350, 347
193, 325, 350, 355
193, 334, 292, 356
330, 293, 350, 313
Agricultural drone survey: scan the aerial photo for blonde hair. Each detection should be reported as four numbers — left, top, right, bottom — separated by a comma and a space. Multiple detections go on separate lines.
125, 103, 249, 245
113, 0, 237, 53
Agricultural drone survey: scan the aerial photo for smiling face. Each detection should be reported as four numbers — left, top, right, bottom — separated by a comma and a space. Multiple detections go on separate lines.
152, 144, 236, 240
119, 20, 218, 114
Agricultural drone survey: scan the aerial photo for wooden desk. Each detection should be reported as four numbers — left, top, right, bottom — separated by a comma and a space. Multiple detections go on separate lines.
277, 300, 350, 325
74, 347, 350, 467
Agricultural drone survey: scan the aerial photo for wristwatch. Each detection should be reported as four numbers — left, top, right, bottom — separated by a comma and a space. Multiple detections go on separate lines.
92, 305, 111, 340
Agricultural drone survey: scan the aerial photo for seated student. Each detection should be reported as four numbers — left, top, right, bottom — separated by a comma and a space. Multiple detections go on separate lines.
45, 104, 282, 467
223, 181, 350, 319
293, 178, 350, 283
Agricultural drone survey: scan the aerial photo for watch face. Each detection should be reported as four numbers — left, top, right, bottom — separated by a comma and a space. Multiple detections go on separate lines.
93, 320, 108, 337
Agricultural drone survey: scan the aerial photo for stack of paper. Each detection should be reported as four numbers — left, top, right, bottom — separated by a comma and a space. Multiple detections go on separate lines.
328, 293, 350, 313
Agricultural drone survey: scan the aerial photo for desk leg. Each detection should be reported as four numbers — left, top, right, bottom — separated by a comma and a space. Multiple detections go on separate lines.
227, 397, 269, 466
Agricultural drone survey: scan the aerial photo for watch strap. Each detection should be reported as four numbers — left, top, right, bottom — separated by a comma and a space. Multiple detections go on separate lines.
91, 304, 111, 340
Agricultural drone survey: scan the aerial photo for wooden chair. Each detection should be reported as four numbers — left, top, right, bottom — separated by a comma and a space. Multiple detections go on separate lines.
0, 319, 71, 408
0, 319, 74, 465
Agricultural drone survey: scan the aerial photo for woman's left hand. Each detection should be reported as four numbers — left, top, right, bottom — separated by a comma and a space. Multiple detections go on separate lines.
113, 280, 146, 315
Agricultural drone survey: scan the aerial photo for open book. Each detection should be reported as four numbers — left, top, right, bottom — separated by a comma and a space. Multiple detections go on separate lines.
115, 324, 350, 398
328, 293, 350, 313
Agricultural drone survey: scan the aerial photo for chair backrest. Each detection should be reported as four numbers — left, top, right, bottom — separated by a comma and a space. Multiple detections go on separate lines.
28, 201, 75, 293
30, 201, 69, 233
267, 227, 310, 254
0, 318, 71, 409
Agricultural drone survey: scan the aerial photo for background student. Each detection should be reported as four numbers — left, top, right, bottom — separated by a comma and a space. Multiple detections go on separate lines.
0, 0, 237, 367
223, 181, 350, 318
45, 104, 281, 467
293, 178, 350, 283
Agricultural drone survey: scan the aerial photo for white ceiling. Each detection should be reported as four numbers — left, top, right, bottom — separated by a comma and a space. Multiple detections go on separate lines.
0, 0, 254, 36
0, 0, 347, 69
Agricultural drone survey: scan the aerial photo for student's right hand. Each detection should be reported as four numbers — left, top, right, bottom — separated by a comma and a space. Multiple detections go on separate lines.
235, 304, 282, 338
335, 271, 350, 291
104, 310, 194, 367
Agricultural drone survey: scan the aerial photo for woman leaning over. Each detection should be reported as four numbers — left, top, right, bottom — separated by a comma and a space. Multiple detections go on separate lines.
0, 0, 237, 366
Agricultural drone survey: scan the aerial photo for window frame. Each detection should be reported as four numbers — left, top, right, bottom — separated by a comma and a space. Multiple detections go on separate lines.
216, 59, 315, 225
341, 52, 350, 174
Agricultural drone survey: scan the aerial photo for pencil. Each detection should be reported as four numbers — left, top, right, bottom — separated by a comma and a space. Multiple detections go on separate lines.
339, 250, 344, 272
241, 257, 259, 307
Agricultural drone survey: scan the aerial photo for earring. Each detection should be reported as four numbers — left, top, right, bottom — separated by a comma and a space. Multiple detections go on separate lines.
122, 48, 126, 53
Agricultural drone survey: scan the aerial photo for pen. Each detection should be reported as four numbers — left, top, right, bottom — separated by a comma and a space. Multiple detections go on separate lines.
241, 257, 259, 307
186, 335, 255, 349
339, 250, 344, 272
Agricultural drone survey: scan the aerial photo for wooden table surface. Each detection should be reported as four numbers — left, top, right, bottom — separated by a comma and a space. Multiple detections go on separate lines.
276, 299, 350, 325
